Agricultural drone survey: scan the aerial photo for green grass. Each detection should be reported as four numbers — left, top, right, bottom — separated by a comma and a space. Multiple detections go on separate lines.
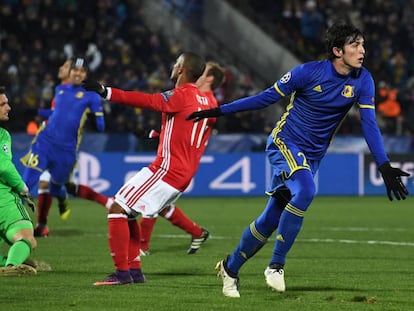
1, 196, 413, 311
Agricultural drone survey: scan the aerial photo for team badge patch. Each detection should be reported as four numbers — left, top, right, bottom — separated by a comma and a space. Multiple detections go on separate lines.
3, 144, 8, 153
161, 90, 174, 102
280, 72, 291, 84
341, 85, 355, 98
76, 91, 84, 99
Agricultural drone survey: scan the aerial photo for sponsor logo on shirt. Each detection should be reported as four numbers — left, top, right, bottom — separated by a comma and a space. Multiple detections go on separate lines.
341, 85, 355, 98
3, 144, 8, 153
313, 85, 322, 92
161, 90, 174, 102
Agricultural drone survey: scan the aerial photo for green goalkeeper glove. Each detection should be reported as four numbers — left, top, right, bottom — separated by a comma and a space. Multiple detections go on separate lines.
20, 184, 36, 212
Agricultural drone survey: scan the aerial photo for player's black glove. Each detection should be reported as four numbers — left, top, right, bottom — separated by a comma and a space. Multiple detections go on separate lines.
134, 128, 159, 139
186, 108, 222, 122
20, 184, 36, 212
82, 80, 108, 98
378, 162, 410, 201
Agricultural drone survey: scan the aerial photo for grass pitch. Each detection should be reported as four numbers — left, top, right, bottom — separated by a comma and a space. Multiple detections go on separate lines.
1, 196, 413, 311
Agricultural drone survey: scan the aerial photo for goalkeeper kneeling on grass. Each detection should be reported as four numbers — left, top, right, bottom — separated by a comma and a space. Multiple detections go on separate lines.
0, 87, 39, 276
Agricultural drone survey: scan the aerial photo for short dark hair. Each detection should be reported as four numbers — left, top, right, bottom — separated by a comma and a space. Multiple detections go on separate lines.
70, 56, 88, 71
0, 86, 5, 95
182, 52, 206, 82
324, 20, 364, 60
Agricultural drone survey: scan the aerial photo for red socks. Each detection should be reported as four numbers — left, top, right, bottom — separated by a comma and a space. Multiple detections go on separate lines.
37, 193, 53, 225
128, 219, 141, 269
139, 205, 203, 251
161, 205, 202, 238
139, 217, 157, 252
77, 184, 108, 207
108, 216, 129, 271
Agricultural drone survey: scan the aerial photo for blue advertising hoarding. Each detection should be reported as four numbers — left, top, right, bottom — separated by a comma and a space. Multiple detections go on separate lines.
13, 152, 414, 197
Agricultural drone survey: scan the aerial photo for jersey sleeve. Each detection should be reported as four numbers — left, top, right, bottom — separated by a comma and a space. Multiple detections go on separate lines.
0, 130, 25, 193
108, 87, 185, 113
358, 73, 389, 166
220, 86, 283, 115
220, 63, 307, 115
89, 93, 105, 132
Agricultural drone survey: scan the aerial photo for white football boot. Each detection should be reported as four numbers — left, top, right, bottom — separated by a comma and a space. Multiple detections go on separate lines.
264, 266, 286, 292
215, 260, 240, 298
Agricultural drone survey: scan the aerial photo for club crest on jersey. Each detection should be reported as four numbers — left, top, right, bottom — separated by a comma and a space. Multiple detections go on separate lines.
280, 72, 291, 83
3, 144, 8, 153
161, 90, 174, 102
76, 91, 84, 99
341, 85, 354, 98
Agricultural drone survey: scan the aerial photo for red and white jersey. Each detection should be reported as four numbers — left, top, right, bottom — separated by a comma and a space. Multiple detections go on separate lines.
109, 83, 218, 191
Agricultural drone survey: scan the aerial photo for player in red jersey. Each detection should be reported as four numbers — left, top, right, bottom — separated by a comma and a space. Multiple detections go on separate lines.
138, 61, 226, 255
83, 52, 217, 286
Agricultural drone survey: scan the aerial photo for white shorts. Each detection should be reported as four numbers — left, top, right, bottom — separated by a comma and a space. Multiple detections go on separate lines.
39, 170, 51, 182
115, 167, 182, 217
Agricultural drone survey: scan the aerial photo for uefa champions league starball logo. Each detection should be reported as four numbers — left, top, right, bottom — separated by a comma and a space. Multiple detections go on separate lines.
280, 72, 291, 84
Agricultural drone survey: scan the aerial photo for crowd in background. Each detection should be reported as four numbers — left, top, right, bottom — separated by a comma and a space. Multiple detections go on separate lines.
1, 0, 414, 136
228, 0, 414, 136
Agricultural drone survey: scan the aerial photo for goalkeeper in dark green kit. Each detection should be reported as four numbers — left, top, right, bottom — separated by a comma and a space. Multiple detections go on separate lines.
0, 86, 38, 276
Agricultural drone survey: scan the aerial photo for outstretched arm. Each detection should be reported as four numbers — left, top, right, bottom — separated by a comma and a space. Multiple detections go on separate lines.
187, 86, 282, 121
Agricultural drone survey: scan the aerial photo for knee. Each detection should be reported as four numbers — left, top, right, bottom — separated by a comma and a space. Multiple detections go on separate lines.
292, 183, 316, 210
159, 205, 174, 218
108, 201, 127, 214
16, 236, 37, 251
38, 180, 49, 190
27, 237, 37, 250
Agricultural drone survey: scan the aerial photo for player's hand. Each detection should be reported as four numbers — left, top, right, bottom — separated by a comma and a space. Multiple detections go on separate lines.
379, 162, 410, 201
186, 108, 222, 122
20, 184, 36, 212
82, 80, 108, 98
134, 128, 159, 139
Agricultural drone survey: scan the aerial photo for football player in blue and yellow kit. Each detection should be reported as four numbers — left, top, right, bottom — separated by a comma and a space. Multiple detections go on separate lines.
21, 57, 105, 236
187, 21, 410, 297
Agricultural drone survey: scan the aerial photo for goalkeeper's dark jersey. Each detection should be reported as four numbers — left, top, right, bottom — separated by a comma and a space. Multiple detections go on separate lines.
220, 60, 388, 165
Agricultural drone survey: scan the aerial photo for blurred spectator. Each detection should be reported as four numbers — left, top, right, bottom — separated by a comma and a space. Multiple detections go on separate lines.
2, 0, 414, 137
377, 81, 402, 135
300, 0, 325, 59
386, 51, 409, 89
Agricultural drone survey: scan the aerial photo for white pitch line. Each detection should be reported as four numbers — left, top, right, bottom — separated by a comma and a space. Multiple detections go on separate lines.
157, 234, 414, 247
77, 233, 414, 247
321, 227, 408, 232
297, 238, 414, 247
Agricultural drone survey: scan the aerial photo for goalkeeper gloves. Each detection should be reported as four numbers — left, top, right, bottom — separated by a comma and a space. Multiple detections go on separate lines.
378, 162, 410, 201
20, 184, 36, 212
186, 108, 222, 122
82, 80, 108, 98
